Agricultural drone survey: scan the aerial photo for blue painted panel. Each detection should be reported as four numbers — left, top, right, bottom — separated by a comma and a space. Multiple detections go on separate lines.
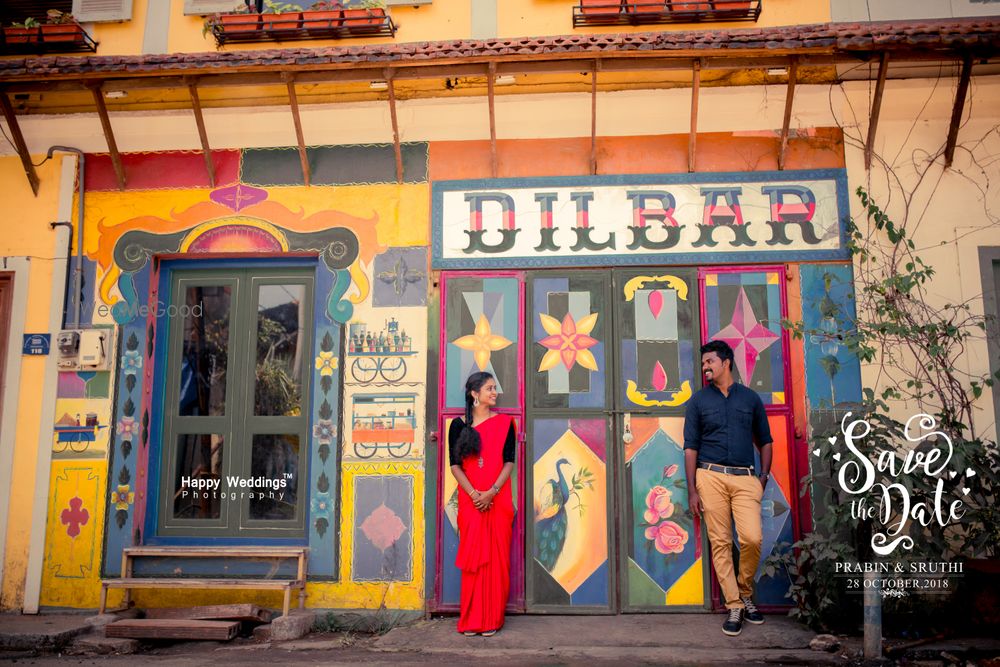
800, 264, 863, 407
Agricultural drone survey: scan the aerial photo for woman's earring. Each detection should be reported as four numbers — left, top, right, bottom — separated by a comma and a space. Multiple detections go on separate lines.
473, 397, 480, 407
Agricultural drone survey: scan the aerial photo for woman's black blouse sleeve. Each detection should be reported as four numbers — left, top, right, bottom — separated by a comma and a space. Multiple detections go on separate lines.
503, 421, 516, 464
448, 418, 465, 467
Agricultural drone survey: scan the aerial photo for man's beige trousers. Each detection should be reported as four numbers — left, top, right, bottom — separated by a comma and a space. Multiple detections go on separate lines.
695, 468, 763, 610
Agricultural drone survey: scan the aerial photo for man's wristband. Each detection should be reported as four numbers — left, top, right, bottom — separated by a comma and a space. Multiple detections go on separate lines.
758, 472, 770, 480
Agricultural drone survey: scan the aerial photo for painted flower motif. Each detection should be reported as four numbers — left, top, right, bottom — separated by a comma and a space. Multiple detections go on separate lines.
645, 520, 689, 555
663, 464, 679, 479
313, 419, 335, 445
112, 485, 135, 511
311, 492, 333, 518
643, 485, 675, 524
537, 312, 599, 372
452, 314, 513, 372
122, 349, 142, 376
116, 416, 137, 438
315, 351, 338, 376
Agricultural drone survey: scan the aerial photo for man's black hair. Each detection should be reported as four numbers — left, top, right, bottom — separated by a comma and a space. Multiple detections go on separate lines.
700, 339, 735, 372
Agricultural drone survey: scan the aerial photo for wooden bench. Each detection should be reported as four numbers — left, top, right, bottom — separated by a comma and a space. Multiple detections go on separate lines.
100, 546, 308, 617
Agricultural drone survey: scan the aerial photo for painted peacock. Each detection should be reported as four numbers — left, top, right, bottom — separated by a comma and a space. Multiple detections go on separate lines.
534, 458, 572, 572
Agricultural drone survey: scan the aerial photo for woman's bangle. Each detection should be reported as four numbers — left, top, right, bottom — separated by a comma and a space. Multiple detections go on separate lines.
491, 484, 500, 493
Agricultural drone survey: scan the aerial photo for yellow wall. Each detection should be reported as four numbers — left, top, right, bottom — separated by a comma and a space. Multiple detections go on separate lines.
0, 156, 66, 611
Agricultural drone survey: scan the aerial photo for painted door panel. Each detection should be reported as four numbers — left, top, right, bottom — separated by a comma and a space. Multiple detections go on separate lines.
436, 273, 524, 610
525, 273, 614, 612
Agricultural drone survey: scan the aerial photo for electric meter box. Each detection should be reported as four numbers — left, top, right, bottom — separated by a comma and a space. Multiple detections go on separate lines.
57, 328, 115, 371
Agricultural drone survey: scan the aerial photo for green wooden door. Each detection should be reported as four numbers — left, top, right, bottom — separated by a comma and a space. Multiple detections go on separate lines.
158, 267, 314, 538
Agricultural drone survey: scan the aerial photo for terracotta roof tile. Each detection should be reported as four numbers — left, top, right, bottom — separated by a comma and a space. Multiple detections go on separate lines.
1, 18, 997, 81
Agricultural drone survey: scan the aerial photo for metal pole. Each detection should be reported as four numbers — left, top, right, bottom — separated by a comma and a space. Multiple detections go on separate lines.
863, 570, 882, 660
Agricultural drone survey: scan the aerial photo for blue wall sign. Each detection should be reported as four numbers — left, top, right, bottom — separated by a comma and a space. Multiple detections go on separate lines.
22, 334, 51, 356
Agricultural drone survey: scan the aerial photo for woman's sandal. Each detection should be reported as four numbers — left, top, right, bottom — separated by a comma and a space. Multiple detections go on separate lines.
463, 631, 479, 636
481, 630, 497, 637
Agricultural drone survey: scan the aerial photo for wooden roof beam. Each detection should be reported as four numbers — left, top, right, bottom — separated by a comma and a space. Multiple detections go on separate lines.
384, 68, 403, 184
0, 91, 40, 196
777, 57, 798, 170
282, 72, 310, 187
864, 52, 889, 171
86, 81, 126, 190
944, 54, 973, 168
487, 62, 497, 178
185, 78, 216, 188
689, 59, 701, 173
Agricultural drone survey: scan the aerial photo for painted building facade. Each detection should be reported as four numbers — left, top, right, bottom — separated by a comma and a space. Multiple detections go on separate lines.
1, 0, 997, 616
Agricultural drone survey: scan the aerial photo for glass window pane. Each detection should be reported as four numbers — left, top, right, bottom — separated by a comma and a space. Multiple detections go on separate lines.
178, 285, 231, 417
173, 434, 224, 519
254, 284, 307, 416
249, 434, 300, 521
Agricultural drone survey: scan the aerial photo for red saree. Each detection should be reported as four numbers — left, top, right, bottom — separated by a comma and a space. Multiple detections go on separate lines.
455, 414, 514, 634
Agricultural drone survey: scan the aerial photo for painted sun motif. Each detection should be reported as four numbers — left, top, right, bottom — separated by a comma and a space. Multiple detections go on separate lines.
538, 312, 599, 372
452, 314, 513, 371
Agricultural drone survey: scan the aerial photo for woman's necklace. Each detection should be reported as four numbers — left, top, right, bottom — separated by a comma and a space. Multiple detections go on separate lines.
473, 411, 492, 468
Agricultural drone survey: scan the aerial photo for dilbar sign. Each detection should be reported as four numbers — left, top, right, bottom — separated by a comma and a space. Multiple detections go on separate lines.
431, 169, 850, 268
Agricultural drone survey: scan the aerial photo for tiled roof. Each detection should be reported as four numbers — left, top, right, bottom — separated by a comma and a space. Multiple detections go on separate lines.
1, 18, 997, 80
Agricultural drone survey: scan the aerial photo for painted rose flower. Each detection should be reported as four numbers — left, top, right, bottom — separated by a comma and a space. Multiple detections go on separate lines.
116, 416, 137, 438
314, 351, 338, 376
643, 485, 674, 524
112, 485, 134, 511
645, 520, 689, 555
122, 349, 142, 376
313, 419, 335, 445
663, 464, 679, 478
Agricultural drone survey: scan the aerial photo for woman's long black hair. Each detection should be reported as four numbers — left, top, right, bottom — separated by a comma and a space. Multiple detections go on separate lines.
455, 371, 494, 462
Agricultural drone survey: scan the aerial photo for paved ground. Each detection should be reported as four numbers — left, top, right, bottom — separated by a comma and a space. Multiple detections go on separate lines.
2, 612, 998, 666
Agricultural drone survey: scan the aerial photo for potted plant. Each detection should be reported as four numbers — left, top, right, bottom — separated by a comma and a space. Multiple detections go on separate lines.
262, 0, 302, 32
580, 0, 623, 16
41, 10, 83, 43
204, 2, 261, 37
343, 0, 386, 27
302, 0, 343, 29
4, 17, 40, 44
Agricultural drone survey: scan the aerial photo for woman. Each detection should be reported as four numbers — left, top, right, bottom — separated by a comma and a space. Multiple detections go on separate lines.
449, 371, 516, 636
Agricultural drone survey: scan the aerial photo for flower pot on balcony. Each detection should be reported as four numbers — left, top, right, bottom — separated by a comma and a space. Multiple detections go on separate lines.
3, 27, 38, 44
343, 7, 384, 27
40, 23, 84, 43
581, 0, 622, 15
666, 0, 712, 11
626, 1, 667, 12
219, 13, 262, 33
712, 1, 751, 9
265, 11, 302, 31
302, 9, 344, 28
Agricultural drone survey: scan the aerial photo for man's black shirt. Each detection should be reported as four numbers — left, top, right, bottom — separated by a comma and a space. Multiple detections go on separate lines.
682, 382, 772, 468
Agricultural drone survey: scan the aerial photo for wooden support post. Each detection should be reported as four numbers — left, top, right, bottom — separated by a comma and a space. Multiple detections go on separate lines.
689, 60, 700, 173
864, 52, 889, 171
944, 55, 973, 168
385, 68, 404, 184
283, 73, 310, 187
87, 82, 126, 190
487, 62, 498, 178
186, 79, 217, 187
0, 92, 40, 195
778, 57, 798, 171
590, 61, 598, 176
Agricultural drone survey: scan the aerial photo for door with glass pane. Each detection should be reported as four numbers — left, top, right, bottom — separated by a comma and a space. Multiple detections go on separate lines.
158, 267, 314, 538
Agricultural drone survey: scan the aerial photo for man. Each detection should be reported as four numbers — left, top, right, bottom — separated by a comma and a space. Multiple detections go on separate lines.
684, 339, 773, 636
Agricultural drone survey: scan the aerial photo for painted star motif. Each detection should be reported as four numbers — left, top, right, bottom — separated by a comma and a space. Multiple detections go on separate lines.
538, 312, 599, 372
711, 288, 779, 383
452, 314, 513, 371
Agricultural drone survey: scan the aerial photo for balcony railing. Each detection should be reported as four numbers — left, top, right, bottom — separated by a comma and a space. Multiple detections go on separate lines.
573, 0, 762, 27
0, 22, 97, 55
211, 9, 396, 45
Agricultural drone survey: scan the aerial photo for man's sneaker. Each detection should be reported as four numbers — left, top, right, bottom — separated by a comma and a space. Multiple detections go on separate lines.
722, 607, 743, 636
741, 596, 765, 624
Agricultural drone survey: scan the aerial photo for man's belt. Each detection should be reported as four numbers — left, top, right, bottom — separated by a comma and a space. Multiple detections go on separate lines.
698, 462, 754, 476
